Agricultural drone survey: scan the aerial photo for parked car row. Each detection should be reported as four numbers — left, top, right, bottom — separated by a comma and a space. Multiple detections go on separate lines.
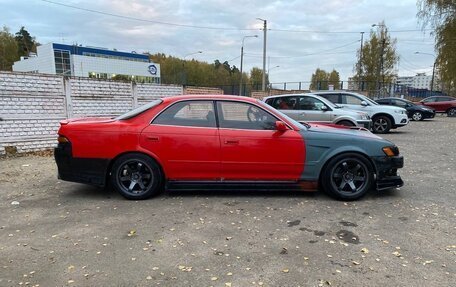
264, 91, 409, 134
263, 92, 456, 133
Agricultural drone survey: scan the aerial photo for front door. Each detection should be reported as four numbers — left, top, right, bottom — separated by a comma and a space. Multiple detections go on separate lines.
296, 95, 332, 123
216, 101, 305, 181
140, 100, 221, 180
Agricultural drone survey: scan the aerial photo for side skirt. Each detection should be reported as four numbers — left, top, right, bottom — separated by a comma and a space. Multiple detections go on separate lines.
166, 180, 318, 192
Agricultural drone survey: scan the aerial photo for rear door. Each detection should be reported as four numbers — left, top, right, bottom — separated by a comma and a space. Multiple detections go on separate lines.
267, 96, 301, 120
216, 100, 305, 181
296, 95, 331, 122
140, 100, 221, 180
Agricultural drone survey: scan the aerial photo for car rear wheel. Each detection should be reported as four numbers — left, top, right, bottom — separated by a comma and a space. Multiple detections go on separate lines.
337, 120, 355, 127
321, 153, 373, 201
111, 153, 163, 200
372, 116, 391, 133
447, 108, 456, 117
412, 111, 423, 121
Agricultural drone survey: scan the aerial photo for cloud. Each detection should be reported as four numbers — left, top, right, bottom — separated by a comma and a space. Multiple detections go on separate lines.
2, 0, 435, 85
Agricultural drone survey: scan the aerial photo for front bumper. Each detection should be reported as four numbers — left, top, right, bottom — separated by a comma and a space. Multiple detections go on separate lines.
393, 114, 409, 127
371, 155, 404, 190
356, 120, 372, 130
54, 143, 109, 187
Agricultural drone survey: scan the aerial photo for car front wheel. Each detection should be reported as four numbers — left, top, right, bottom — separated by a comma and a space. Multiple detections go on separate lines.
412, 111, 423, 121
372, 116, 391, 133
321, 153, 373, 200
447, 108, 456, 117
111, 153, 163, 200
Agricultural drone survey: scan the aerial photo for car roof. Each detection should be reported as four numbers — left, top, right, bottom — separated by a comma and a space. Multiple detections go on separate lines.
263, 93, 337, 106
160, 94, 259, 104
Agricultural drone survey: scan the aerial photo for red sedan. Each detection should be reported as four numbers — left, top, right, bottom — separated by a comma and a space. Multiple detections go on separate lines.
55, 95, 404, 200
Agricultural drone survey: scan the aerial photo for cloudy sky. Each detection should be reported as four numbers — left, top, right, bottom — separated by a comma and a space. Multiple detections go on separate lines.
2, 0, 436, 88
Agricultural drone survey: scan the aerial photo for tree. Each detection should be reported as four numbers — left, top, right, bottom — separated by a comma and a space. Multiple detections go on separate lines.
352, 22, 399, 95
328, 69, 341, 89
417, 0, 456, 94
0, 26, 19, 71
249, 67, 269, 90
15, 26, 38, 57
310, 68, 329, 90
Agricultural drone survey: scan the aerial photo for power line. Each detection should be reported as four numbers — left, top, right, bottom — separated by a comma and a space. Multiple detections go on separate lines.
41, 0, 434, 34
244, 41, 360, 59
40, 0, 258, 31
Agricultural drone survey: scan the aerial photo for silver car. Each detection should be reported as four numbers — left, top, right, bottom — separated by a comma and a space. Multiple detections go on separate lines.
263, 93, 371, 129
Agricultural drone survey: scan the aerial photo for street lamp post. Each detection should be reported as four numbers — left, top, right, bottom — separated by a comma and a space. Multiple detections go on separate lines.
256, 18, 267, 92
239, 35, 258, 96
182, 51, 202, 85
415, 51, 436, 94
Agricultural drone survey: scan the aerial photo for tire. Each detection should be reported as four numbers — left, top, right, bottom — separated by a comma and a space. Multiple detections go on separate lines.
372, 116, 392, 133
447, 108, 456, 117
111, 153, 163, 200
411, 111, 423, 121
321, 153, 373, 201
337, 120, 355, 127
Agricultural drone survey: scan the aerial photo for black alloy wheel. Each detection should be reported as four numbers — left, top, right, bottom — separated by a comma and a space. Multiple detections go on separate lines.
412, 111, 423, 121
322, 153, 373, 200
111, 153, 163, 200
372, 116, 391, 133
448, 108, 456, 117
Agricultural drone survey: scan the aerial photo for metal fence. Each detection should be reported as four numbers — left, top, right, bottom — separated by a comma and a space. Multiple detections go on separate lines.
196, 80, 447, 100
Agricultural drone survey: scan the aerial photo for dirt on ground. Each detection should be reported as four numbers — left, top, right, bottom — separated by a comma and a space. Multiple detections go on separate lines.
0, 116, 455, 287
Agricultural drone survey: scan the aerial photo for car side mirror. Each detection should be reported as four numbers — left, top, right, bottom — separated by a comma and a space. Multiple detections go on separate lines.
321, 105, 328, 111
360, 101, 368, 106
275, 121, 288, 132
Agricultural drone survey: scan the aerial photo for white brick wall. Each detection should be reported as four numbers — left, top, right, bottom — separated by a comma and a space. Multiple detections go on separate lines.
0, 71, 185, 155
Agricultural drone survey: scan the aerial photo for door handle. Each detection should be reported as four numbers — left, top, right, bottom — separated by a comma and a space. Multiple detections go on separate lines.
224, 139, 239, 144
146, 136, 160, 142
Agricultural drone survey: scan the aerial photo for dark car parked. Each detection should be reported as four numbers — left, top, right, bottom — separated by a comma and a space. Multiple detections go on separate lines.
375, 97, 435, 121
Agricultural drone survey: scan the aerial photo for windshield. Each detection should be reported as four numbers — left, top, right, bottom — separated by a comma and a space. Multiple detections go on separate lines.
115, 99, 163, 120
362, 96, 379, 105
256, 100, 308, 129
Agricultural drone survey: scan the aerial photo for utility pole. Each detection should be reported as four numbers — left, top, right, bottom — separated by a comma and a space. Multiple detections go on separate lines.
358, 31, 364, 90
257, 18, 267, 92
415, 52, 437, 94
239, 35, 258, 96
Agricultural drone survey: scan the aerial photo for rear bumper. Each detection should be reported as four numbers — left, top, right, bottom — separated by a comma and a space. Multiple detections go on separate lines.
371, 155, 404, 190
54, 144, 109, 187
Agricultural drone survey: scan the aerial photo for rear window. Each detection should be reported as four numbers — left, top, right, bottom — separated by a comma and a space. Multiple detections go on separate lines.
116, 99, 162, 120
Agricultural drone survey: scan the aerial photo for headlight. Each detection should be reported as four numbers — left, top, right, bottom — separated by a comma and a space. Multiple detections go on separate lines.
357, 112, 370, 120
394, 109, 406, 114
382, 146, 399, 157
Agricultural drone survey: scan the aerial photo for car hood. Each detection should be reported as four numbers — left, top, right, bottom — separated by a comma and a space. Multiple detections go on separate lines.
306, 123, 382, 140
372, 104, 407, 112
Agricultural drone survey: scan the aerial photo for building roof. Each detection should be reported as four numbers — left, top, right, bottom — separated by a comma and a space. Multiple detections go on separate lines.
52, 43, 149, 61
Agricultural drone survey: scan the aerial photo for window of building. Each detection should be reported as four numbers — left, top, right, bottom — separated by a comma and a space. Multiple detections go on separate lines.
54, 49, 71, 75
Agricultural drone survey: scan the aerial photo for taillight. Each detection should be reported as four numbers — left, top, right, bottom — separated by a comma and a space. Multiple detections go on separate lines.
57, 135, 69, 144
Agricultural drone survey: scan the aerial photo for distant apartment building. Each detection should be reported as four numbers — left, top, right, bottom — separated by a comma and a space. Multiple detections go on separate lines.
13, 43, 160, 83
396, 73, 434, 90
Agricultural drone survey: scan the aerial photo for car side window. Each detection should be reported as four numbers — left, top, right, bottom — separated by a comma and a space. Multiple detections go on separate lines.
217, 101, 277, 130
272, 97, 298, 110
423, 97, 436, 103
392, 99, 407, 107
438, 97, 454, 102
153, 100, 216, 128
377, 99, 390, 105
320, 94, 339, 104
341, 94, 363, 105
298, 96, 326, 111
